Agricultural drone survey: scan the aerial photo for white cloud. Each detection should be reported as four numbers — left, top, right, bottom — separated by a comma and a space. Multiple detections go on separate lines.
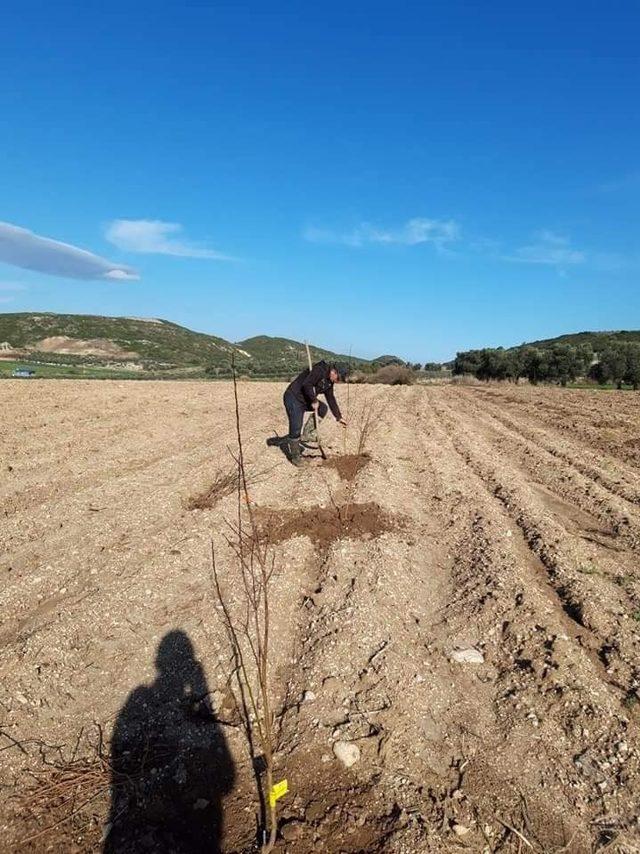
304, 217, 460, 250
105, 219, 234, 260
0, 222, 138, 281
505, 231, 585, 267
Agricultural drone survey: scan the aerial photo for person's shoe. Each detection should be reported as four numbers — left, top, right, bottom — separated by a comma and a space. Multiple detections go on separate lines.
288, 437, 302, 466
266, 435, 287, 447
302, 416, 318, 443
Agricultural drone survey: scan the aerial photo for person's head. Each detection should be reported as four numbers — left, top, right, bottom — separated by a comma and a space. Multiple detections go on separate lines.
328, 364, 349, 383
155, 630, 197, 674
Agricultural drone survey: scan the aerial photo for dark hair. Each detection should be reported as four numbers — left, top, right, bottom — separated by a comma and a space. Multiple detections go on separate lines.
329, 363, 349, 382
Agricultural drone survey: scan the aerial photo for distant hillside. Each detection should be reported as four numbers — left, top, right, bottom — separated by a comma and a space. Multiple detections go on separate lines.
0, 313, 240, 370
0, 312, 381, 378
237, 335, 368, 374
517, 330, 640, 351
453, 328, 640, 386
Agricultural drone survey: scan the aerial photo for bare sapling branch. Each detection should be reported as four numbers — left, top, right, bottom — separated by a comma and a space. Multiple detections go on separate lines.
355, 395, 377, 457
343, 345, 352, 456
209, 361, 280, 852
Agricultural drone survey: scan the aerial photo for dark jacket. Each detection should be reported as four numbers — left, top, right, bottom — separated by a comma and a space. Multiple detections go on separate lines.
285, 360, 342, 420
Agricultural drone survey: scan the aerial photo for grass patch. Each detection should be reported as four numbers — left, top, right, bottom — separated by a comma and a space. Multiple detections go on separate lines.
567, 382, 636, 391
0, 359, 143, 380
577, 562, 598, 575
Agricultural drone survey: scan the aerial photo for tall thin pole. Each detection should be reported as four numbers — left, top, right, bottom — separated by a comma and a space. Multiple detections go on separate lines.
305, 342, 327, 460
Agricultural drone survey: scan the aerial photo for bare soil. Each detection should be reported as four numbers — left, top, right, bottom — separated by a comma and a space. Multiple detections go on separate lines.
1, 380, 640, 852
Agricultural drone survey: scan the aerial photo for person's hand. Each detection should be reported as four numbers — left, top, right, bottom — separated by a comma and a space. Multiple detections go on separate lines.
338, 418, 348, 428
312, 401, 320, 411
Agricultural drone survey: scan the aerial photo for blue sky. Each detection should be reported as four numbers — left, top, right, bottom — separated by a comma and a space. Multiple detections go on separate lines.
1, 1, 638, 361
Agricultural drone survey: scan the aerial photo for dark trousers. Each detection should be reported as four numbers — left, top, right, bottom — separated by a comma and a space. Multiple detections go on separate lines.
283, 391, 327, 439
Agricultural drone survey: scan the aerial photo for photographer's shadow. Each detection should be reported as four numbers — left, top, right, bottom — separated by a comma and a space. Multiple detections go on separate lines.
105, 630, 235, 853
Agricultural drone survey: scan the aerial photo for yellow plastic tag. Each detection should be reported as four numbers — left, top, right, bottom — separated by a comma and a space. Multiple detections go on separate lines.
269, 779, 288, 808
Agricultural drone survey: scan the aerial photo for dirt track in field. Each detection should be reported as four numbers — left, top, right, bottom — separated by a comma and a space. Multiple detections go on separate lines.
2, 380, 640, 852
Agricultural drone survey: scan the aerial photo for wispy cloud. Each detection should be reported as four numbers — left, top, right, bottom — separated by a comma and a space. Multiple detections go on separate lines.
504, 230, 585, 267
105, 219, 235, 260
0, 222, 138, 281
304, 217, 460, 250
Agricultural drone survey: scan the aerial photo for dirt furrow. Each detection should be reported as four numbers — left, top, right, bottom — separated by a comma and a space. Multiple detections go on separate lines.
435, 393, 640, 669
411, 390, 637, 850
467, 385, 640, 468
456, 386, 640, 508
440, 390, 640, 556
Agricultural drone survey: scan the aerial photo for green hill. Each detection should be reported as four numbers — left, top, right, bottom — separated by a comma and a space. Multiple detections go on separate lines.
0, 312, 238, 369
517, 330, 640, 352
0, 312, 378, 378
452, 329, 640, 386
237, 335, 367, 375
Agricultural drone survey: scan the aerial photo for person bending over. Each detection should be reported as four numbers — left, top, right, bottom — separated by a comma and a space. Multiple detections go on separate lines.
283, 360, 347, 465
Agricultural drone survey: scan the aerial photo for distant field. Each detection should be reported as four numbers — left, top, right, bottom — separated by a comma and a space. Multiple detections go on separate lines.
0, 359, 145, 380
0, 359, 211, 381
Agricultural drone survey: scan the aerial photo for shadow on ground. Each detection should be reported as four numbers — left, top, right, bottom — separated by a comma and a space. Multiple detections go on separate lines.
105, 630, 235, 853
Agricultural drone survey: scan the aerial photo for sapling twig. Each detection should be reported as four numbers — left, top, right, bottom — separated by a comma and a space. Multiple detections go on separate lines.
210, 363, 280, 852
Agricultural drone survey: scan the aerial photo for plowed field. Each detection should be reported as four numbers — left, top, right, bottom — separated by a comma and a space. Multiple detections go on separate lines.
2, 380, 640, 852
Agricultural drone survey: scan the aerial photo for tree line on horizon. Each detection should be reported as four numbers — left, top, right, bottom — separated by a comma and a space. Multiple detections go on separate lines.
453, 340, 640, 389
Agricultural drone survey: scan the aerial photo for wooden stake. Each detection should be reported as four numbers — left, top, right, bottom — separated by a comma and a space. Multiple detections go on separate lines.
305, 342, 327, 460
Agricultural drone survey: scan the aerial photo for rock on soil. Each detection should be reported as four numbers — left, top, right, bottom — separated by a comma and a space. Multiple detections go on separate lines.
449, 647, 485, 664
333, 740, 361, 768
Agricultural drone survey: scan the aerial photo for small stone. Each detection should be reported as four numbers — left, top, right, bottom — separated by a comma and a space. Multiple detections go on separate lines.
193, 798, 209, 810
333, 740, 360, 768
306, 802, 325, 821
303, 690, 316, 703
450, 648, 484, 665
281, 822, 303, 841
452, 823, 470, 836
